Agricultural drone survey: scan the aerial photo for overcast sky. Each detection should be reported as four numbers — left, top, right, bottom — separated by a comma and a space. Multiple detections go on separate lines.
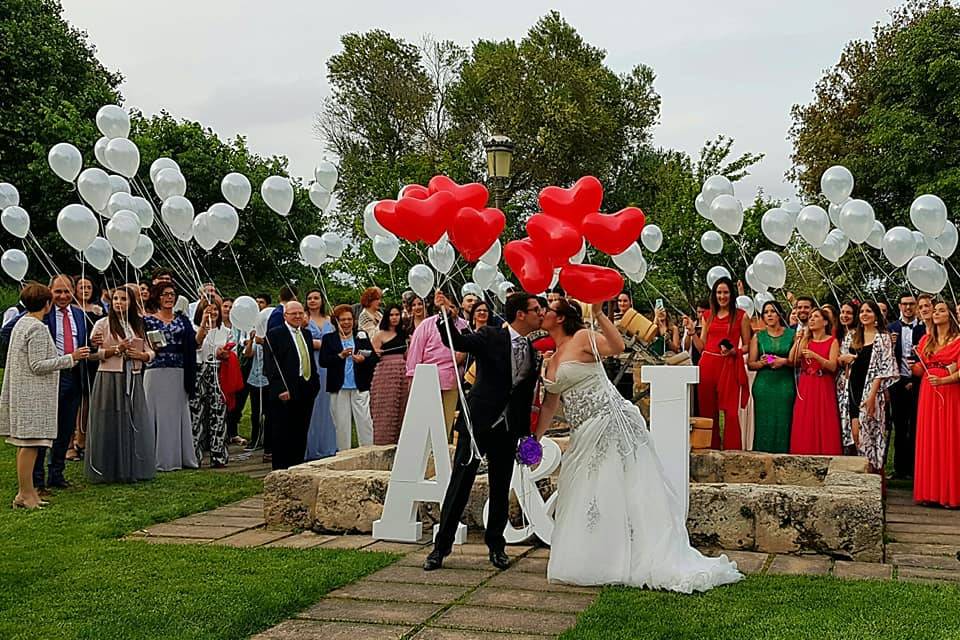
61, 0, 899, 205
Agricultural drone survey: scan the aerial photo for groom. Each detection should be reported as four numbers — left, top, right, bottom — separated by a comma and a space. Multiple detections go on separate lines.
424, 290, 543, 571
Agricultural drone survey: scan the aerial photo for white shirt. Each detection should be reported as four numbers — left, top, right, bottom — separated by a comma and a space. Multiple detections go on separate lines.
196, 325, 232, 364
3, 306, 20, 326
507, 325, 530, 387
899, 317, 917, 377
53, 305, 79, 356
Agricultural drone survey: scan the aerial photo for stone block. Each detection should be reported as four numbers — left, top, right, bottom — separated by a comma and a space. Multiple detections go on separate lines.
312, 470, 390, 533
771, 455, 830, 486
686, 484, 756, 550
263, 468, 321, 530
827, 456, 870, 475
718, 451, 774, 484
689, 451, 724, 483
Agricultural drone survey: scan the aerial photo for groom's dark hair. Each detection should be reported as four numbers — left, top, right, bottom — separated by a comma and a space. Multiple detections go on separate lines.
504, 292, 534, 323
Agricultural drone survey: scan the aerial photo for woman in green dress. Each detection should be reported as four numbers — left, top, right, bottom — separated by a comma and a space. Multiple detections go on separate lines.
747, 300, 796, 452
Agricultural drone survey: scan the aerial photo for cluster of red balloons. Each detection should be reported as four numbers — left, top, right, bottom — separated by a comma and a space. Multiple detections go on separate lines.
505, 176, 645, 303
374, 176, 505, 259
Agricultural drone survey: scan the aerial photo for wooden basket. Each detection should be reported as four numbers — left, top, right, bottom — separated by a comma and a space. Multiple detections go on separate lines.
617, 308, 659, 343
689, 417, 713, 450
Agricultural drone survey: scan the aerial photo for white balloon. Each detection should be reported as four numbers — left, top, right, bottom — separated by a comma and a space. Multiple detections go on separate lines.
428, 239, 455, 275
736, 295, 755, 316
363, 201, 390, 239
0, 184, 18, 209
701, 175, 734, 206
796, 205, 830, 248
47, 143, 82, 182
570, 239, 587, 265
408, 264, 435, 298
261, 176, 294, 216
83, 237, 113, 272
754, 291, 775, 309
700, 230, 724, 255
314, 160, 339, 191
760, 207, 793, 246
149, 157, 180, 184
208, 202, 240, 243
106, 210, 141, 257
230, 296, 260, 332
372, 234, 400, 264
57, 203, 98, 251
906, 255, 947, 294
77, 168, 112, 212
818, 229, 848, 263
865, 221, 886, 250
161, 196, 195, 241
640, 225, 663, 253
221, 173, 252, 209
473, 262, 497, 290
106, 191, 136, 219
490, 270, 506, 293
706, 265, 731, 289
695, 192, 711, 219
1, 206, 30, 239
781, 201, 802, 216
928, 221, 958, 259
912, 230, 930, 257
461, 283, 485, 299
753, 250, 786, 289
820, 165, 854, 205
94, 137, 110, 169
192, 212, 218, 251
130, 196, 154, 229
309, 183, 332, 210
155, 168, 186, 201
744, 265, 768, 293
479, 238, 502, 266
109, 175, 130, 196
624, 255, 648, 283
910, 194, 948, 238
882, 226, 916, 268
1, 249, 28, 281
496, 281, 515, 303
105, 138, 140, 178
827, 199, 849, 227
322, 231, 345, 259
612, 243, 644, 273
709, 194, 743, 235
96, 105, 130, 139
129, 234, 154, 269
838, 199, 875, 244
299, 234, 327, 267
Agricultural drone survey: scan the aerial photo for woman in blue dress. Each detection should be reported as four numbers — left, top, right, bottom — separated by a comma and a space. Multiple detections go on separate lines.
305, 289, 337, 459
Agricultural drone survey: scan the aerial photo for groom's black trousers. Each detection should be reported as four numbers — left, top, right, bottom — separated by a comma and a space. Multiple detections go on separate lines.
434, 428, 519, 555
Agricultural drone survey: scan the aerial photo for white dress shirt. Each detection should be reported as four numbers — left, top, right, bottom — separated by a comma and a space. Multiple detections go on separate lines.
899, 318, 917, 377
53, 305, 79, 356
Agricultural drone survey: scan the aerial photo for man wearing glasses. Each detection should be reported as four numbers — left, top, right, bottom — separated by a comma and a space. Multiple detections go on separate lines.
424, 290, 543, 572
887, 293, 922, 479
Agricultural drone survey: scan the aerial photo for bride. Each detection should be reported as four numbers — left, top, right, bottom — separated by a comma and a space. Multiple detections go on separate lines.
535, 298, 742, 592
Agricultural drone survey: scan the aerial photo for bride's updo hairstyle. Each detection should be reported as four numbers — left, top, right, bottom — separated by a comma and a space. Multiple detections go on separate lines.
553, 299, 585, 336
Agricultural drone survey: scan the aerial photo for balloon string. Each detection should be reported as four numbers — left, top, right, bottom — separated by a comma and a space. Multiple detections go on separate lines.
229, 245, 249, 292
438, 309, 482, 464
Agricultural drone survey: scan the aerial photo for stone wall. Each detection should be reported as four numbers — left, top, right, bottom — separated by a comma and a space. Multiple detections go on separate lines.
264, 446, 883, 561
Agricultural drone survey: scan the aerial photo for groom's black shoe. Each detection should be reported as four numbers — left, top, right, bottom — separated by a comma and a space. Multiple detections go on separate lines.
423, 548, 446, 571
489, 550, 510, 570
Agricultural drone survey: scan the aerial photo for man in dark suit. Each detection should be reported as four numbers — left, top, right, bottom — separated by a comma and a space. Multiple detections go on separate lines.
888, 293, 923, 479
0, 275, 87, 490
424, 290, 543, 571
262, 301, 320, 470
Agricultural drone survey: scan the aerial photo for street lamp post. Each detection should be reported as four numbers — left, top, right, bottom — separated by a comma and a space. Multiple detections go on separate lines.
484, 135, 514, 211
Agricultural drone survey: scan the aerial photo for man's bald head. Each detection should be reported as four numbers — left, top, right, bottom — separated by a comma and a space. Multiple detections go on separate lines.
283, 301, 306, 327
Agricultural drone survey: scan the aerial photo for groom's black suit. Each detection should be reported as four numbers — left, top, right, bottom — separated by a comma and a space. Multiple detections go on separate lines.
432, 314, 540, 556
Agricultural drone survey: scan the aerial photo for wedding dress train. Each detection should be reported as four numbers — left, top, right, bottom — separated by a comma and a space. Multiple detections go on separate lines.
544, 360, 743, 593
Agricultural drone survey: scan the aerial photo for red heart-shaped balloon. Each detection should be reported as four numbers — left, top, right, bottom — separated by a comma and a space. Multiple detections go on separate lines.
504, 238, 553, 293
559, 264, 624, 304
428, 175, 489, 210
448, 206, 506, 262
373, 199, 411, 240
526, 213, 583, 266
538, 176, 604, 230
581, 207, 646, 256
395, 190, 458, 245
400, 184, 430, 200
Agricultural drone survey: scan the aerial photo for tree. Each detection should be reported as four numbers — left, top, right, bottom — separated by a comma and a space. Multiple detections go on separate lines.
789, 0, 960, 223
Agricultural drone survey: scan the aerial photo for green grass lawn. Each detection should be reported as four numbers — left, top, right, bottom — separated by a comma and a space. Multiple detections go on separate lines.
0, 445, 396, 640
564, 575, 960, 640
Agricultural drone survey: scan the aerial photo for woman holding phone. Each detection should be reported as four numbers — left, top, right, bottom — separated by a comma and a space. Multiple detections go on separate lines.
191, 297, 232, 467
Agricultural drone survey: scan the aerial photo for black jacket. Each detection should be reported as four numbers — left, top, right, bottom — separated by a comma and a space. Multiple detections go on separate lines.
262, 324, 321, 402
318, 329, 378, 393
887, 319, 926, 376
437, 315, 539, 440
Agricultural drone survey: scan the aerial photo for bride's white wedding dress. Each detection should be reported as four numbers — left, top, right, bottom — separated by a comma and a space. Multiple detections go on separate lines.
544, 360, 743, 592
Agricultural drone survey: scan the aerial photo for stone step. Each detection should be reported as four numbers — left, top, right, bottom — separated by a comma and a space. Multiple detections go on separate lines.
884, 510, 960, 525
886, 531, 960, 545
886, 542, 960, 557
886, 522, 960, 535
890, 553, 960, 570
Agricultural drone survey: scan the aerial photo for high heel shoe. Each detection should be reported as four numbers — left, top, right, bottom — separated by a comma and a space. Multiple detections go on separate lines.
12, 498, 44, 510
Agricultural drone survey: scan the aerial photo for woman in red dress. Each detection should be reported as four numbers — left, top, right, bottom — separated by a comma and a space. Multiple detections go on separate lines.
684, 277, 751, 449
789, 308, 842, 455
913, 300, 960, 508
